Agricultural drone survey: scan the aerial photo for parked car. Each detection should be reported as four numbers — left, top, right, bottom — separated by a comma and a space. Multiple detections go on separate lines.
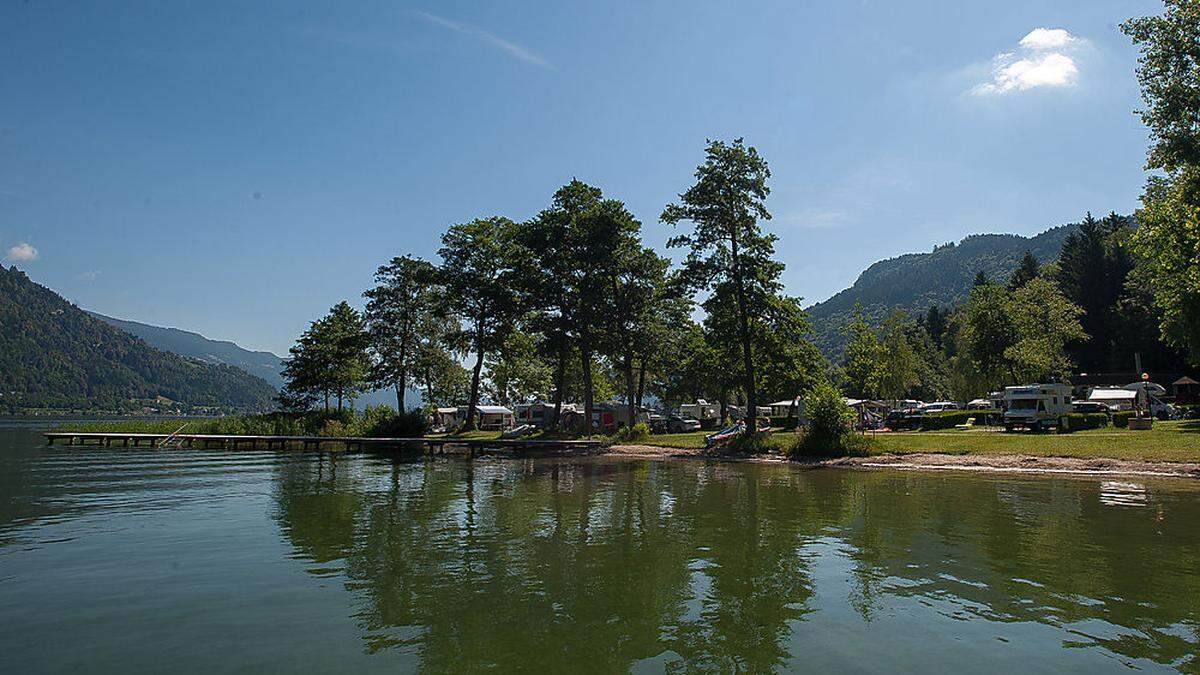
666, 415, 702, 433
1072, 401, 1112, 414
885, 408, 923, 431
918, 401, 960, 413
647, 414, 667, 434
966, 398, 996, 409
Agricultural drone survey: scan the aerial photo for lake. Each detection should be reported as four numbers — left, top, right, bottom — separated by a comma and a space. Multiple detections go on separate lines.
2, 421, 1198, 672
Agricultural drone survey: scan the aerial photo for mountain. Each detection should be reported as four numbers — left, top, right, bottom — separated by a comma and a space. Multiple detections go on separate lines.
90, 311, 415, 410
88, 312, 286, 389
0, 265, 276, 413
806, 222, 1081, 360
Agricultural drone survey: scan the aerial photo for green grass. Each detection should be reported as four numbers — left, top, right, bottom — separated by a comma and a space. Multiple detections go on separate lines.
631, 421, 1200, 463
866, 421, 1200, 463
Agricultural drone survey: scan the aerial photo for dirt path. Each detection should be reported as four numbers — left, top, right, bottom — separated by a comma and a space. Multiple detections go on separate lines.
606, 445, 1200, 479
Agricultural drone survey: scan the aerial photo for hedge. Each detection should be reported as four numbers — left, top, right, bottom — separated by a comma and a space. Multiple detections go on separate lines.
1060, 412, 1109, 433
770, 416, 800, 430
1113, 411, 1136, 428
919, 409, 1002, 431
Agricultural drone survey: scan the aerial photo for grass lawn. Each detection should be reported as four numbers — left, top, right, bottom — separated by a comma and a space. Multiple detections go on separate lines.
867, 420, 1199, 463
633, 421, 1200, 463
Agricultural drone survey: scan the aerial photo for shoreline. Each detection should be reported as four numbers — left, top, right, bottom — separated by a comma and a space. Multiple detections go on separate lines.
605, 444, 1200, 479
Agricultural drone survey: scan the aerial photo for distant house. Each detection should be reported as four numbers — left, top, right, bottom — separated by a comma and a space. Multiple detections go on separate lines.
1173, 376, 1199, 405
515, 402, 580, 429
456, 405, 515, 431
767, 398, 803, 417
432, 407, 458, 431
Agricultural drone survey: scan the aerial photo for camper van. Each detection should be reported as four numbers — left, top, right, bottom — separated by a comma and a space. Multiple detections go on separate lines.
1003, 384, 1072, 431
679, 400, 720, 421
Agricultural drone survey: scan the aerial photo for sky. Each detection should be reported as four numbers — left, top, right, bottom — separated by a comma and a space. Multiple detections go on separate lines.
0, 0, 1159, 356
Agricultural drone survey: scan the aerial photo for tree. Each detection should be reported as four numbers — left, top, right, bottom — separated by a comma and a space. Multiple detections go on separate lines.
875, 311, 920, 401
972, 270, 990, 287
1004, 277, 1087, 382
363, 255, 442, 411
841, 307, 881, 399
924, 305, 947, 349
281, 302, 369, 412
958, 282, 1018, 389
1122, 2, 1200, 363
416, 347, 470, 408
517, 180, 603, 429
1008, 251, 1040, 290
1056, 213, 1116, 370
439, 217, 521, 429
594, 201, 671, 428
662, 138, 780, 435
484, 330, 553, 406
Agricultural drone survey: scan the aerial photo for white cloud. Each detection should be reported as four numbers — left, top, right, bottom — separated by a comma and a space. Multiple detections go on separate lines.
1019, 28, 1076, 51
411, 10, 553, 70
5, 242, 38, 262
971, 28, 1083, 95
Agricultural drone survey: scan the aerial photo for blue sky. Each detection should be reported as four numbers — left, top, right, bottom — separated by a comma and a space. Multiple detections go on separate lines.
1, 0, 1157, 356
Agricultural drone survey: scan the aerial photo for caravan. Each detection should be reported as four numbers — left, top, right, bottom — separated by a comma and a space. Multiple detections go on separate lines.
1003, 384, 1072, 432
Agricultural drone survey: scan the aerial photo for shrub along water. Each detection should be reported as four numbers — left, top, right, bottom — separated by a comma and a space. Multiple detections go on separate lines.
58, 407, 429, 439
792, 382, 870, 457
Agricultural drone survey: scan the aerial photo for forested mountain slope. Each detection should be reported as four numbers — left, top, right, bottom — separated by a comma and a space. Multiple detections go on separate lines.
88, 311, 286, 389
0, 265, 276, 412
807, 222, 1083, 360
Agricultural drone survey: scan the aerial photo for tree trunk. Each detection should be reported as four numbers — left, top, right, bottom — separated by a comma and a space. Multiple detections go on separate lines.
636, 360, 646, 409
337, 390, 344, 413
624, 352, 636, 430
551, 342, 567, 430
397, 368, 407, 411
465, 346, 485, 431
424, 366, 434, 409
730, 232, 758, 434
580, 339, 594, 436
719, 390, 728, 426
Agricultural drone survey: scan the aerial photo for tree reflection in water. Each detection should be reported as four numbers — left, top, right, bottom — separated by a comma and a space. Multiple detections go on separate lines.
271, 456, 1200, 672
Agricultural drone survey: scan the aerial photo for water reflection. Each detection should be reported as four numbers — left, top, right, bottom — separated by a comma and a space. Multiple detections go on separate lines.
271, 457, 1200, 672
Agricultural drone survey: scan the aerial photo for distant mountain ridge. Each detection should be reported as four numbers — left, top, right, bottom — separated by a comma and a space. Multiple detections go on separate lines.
88, 312, 286, 389
0, 265, 276, 412
806, 221, 1087, 360
90, 311, 415, 410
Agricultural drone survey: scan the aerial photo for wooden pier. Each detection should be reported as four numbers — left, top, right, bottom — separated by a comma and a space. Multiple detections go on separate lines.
42, 432, 606, 456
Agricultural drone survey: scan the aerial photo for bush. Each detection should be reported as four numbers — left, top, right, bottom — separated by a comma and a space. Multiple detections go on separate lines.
724, 431, 782, 455
611, 422, 651, 444
919, 409, 1002, 431
699, 418, 722, 431
350, 406, 429, 438
1178, 404, 1200, 420
1113, 411, 1136, 428
769, 416, 799, 430
792, 383, 859, 457
1060, 412, 1109, 433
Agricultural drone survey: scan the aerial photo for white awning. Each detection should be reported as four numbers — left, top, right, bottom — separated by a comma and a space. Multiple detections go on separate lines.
1089, 389, 1137, 401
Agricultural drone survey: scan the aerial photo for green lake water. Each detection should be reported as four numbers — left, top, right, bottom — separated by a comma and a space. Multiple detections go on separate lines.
2, 421, 1199, 673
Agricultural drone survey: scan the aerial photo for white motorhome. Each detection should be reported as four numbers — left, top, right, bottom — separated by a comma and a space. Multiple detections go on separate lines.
679, 400, 720, 421
1003, 384, 1072, 431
